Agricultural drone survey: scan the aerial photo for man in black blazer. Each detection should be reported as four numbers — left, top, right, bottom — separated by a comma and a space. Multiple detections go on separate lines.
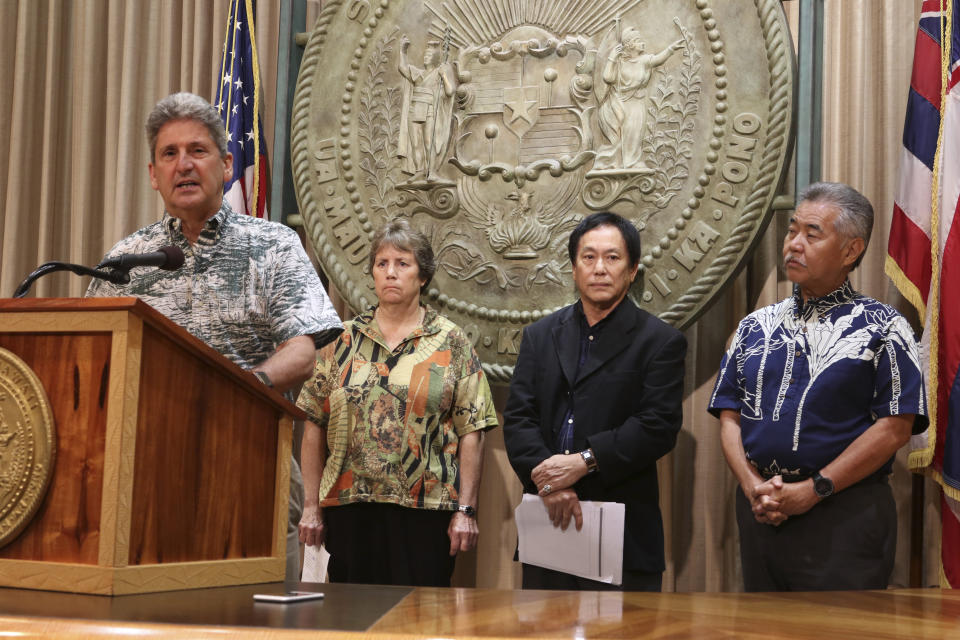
503, 211, 686, 592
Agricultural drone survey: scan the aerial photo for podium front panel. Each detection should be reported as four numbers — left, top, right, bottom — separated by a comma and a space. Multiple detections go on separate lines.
0, 331, 111, 565
127, 323, 278, 565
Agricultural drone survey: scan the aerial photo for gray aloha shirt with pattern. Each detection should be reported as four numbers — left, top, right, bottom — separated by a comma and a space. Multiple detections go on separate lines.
86, 202, 343, 367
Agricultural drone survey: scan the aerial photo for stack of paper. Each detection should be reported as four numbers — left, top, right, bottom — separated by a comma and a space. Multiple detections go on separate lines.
515, 494, 625, 585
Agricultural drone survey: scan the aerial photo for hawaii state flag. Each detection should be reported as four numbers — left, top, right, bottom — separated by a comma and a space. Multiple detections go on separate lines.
215, 0, 269, 218
888, 0, 960, 587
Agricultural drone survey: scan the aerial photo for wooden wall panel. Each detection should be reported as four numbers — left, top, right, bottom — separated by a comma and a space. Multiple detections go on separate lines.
0, 332, 112, 564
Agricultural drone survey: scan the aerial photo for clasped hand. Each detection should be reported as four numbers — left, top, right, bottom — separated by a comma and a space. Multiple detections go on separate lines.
531, 454, 588, 531
531, 453, 587, 494
747, 475, 820, 526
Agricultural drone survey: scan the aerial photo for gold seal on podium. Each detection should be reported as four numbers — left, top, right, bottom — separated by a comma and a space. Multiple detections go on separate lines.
0, 347, 55, 548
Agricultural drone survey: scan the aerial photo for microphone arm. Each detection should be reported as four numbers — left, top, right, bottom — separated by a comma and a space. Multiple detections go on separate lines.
13, 262, 130, 298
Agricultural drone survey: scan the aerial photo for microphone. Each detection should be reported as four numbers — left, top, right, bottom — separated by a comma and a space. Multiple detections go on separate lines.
96, 246, 185, 272
13, 261, 132, 298
12, 246, 185, 298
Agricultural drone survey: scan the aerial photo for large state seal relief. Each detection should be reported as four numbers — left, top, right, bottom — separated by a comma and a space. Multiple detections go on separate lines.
292, 0, 794, 381
0, 348, 56, 548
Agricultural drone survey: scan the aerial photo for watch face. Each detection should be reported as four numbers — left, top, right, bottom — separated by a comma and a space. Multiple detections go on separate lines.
814, 475, 834, 497
459, 505, 476, 517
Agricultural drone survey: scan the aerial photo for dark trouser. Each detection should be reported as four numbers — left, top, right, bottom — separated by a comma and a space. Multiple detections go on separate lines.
735, 477, 896, 591
324, 502, 456, 587
522, 563, 662, 592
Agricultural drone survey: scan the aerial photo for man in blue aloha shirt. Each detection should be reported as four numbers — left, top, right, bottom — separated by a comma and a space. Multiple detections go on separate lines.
709, 182, 927, 591
88, 92, 343, 581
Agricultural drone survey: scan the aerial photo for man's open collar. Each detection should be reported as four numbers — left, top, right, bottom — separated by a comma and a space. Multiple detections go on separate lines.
162, 202, 230, 247
792, 279, 856, 319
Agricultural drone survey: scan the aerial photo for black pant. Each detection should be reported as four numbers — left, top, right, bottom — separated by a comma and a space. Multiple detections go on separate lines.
324, 502, 456, 587
735, 477, 896, 591
522, 563, 662, 592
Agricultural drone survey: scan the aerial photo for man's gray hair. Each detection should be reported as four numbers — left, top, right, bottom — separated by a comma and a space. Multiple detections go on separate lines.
145, 92, 228, 161
798, 181, 873, 270
368, 218, 437, 293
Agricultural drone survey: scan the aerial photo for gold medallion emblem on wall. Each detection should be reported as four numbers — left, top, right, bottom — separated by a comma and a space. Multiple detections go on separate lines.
292, 0, 794, 382
0, 348, 56, 548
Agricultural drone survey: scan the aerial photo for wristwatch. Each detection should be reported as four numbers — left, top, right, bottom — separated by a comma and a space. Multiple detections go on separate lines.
457, 504, 476, 517
253, 371, 273, 388
812, 471, 835, 498
580, 448, 599, 474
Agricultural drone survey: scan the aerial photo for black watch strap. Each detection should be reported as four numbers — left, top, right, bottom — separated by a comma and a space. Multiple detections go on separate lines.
812, 471, 834, 498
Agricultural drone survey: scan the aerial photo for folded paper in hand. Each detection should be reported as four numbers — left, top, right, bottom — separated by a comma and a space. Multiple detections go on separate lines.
515, 494, 624, 585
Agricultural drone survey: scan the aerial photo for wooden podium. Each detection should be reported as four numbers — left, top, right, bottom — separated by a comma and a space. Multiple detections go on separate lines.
0, 298, 303, 595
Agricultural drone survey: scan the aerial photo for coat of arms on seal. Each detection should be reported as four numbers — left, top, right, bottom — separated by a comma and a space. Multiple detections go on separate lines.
0, 348, 56, 548
293, 0, 794, 381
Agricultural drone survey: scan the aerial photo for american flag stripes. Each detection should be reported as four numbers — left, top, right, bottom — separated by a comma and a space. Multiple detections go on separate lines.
888, 0, 960, 587
215, 0, 268, 218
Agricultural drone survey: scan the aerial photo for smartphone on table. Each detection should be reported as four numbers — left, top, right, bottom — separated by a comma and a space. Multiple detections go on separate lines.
253, 590, 325, 603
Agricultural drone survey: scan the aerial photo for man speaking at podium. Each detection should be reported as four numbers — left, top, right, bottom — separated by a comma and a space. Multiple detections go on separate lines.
87, 92, 343, 580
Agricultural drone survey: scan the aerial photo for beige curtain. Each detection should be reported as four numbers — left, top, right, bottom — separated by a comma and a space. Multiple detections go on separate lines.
0, 0, 938, 591
0, 0, 281, 298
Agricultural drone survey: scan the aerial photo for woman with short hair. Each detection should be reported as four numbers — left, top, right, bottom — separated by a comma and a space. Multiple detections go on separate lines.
297, 218, 498, 586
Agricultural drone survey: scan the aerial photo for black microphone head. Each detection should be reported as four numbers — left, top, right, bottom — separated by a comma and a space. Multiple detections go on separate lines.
158, 245, 185, 271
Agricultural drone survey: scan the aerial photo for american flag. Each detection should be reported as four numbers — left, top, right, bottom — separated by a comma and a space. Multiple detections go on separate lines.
888, 0, 960, 587
215, 0, 268, 218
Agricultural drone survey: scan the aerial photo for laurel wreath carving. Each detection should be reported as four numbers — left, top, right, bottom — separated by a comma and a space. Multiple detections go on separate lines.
657, 0, 793, 326
358, 34, 403, 218
638, 20, 702, 223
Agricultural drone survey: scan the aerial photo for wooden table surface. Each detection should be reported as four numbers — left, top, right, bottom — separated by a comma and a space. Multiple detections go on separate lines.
2, 583, 960, 638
